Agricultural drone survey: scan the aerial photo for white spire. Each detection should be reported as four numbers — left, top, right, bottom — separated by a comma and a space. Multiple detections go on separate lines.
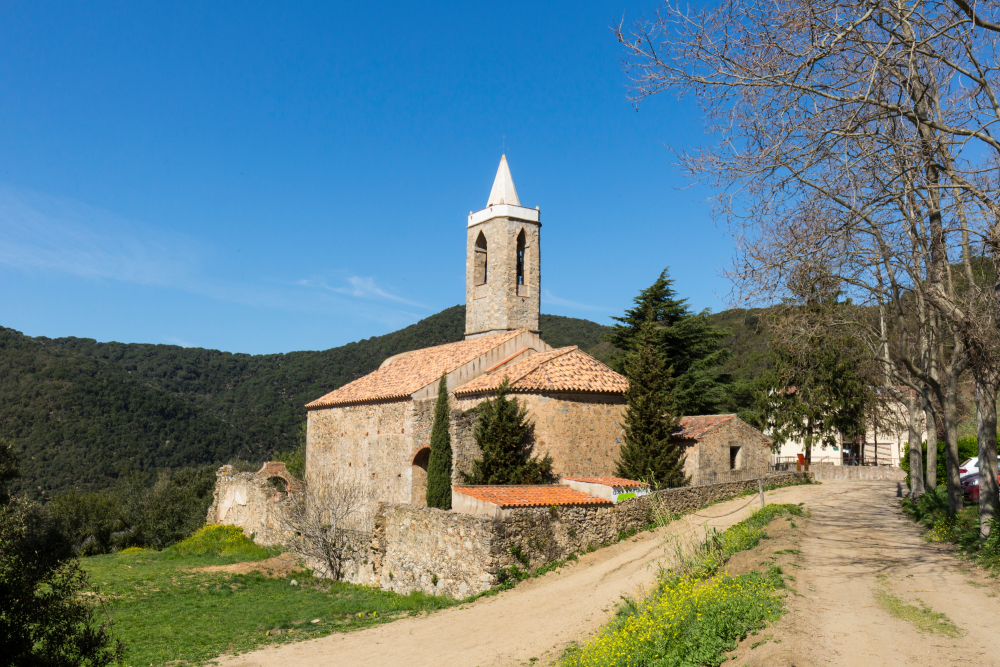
486, 154, 520, 206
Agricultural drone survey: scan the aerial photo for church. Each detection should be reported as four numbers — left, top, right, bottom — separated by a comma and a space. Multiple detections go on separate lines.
304, 156, 631, 506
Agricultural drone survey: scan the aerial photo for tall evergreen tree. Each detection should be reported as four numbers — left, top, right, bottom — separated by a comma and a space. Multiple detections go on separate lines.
425, 375, 453, 509
615, 321, 687, 488
461, 379, 553, 485
605, 268, 732, 416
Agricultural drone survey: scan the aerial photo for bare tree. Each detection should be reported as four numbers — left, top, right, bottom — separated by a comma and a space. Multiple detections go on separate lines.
278, 472, 374, 581
616, 0, 1000, 533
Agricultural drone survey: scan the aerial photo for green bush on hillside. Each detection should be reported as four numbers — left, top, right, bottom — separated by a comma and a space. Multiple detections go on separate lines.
47, 464, 218, 555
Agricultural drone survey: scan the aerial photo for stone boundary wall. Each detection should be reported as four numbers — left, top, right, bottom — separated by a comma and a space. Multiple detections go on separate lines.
344, 471, 812, 598
808, 463, 906, 481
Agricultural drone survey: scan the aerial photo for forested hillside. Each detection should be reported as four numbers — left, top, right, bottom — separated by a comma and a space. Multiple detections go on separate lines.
0, 307, 615, 497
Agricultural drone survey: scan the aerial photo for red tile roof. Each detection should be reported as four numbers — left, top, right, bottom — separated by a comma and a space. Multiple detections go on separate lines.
562, 476, 649, 488
673, 414, 737, 440
452, 485, 613, 508
453, 346, 628, 396
306, 330, 524, 408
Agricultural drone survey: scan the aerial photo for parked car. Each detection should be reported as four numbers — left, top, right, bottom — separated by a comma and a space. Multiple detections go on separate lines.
962, 472, 1000, 503
962, 473, 980, 502
959, 456, 1000, 479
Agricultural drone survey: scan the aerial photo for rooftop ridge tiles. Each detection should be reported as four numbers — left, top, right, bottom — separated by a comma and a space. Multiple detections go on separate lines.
305, 329, 526, 408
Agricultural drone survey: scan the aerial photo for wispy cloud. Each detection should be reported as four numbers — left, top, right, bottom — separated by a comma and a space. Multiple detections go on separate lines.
0, 185, 199, 287
542, 289, 609, 313
0, 185, 428, 329
299, 276, 427, 309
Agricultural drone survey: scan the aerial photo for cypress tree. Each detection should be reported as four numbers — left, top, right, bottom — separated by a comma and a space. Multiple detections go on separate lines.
461, 379, 553, 485
615, 320, 687, 489
425, 375, 453, 509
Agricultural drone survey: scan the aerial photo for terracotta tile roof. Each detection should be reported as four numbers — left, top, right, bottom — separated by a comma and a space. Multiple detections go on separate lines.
452, 485, 613, 508
562, 476, 649, 488
673, 414, 737, 440
453, 347, 628, 396
306, 330, 524, 408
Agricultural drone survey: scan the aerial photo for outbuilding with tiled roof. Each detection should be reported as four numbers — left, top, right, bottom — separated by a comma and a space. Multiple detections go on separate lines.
671, 414, 773, 485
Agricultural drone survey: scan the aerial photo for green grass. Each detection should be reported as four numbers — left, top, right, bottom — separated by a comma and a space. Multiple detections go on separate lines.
872, 587, 964, 637
561, 504, 801, 667
84, 527, 458, 666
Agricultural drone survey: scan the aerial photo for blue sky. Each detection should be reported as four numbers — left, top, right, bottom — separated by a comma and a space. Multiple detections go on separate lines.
0, 1, 732, 354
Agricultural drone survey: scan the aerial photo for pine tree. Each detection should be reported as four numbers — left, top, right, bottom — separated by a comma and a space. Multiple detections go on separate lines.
425, 375, 453, 509
605, 268, 732, 416
461, 379, 553, 484
615, 320, 687, 489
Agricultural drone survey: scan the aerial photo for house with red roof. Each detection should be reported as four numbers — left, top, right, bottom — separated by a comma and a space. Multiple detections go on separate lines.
671, 414, 773, 484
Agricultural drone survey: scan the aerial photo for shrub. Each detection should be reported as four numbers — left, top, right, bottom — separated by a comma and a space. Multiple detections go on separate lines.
165, 524, 272, 561
562, 504, 800, 667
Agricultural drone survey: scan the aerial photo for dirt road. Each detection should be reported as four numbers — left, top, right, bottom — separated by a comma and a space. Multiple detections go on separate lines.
218, 481, 1000, 667
732, 480, 1000, 667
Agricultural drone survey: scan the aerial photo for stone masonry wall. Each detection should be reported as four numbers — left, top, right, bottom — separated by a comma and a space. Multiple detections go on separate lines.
307, 400, 431, 509
206, 465, 298, 546
465, 216, 541, 336
342, 471, 812, 598
452, 392, 626, 481
809, 463, 906, 481
687, 418, 773, 485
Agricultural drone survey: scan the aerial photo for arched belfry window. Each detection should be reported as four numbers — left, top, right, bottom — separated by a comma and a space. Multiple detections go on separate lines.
516, 230, 526, 286
474, 232, 488, 285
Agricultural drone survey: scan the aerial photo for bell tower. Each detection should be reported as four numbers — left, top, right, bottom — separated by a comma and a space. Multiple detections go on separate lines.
465, 155, 541, 339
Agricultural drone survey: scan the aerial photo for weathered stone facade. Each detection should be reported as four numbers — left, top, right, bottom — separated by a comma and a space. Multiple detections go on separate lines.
453, 392, 626, 480
306, 398, 436, 509
465, 215, 541, 337
206, 463, 301, 546
674, 416, 773, 485
339, 471, 812, 598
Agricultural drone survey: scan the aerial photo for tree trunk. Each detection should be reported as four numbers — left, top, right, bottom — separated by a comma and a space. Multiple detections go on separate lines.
943, 380, 964, 514
923, 393, 938, 489
976, 379, 999, 540
908, 394, 925, 498
805, 423, 813, 464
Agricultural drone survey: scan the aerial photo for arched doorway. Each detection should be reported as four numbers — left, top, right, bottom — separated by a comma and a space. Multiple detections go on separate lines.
410, 447, 430, 506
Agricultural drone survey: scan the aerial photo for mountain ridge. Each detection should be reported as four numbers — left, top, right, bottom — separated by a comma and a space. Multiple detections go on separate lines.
0, 306, 622, 497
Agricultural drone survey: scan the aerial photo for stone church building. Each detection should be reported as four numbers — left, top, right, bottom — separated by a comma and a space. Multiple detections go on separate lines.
302, 156, 772, 508
304, 156, 630, 506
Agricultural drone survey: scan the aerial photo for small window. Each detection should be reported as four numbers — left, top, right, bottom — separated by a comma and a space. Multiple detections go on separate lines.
729, 446, 742, 470
516, 230, 526, 286
474, 232, 488, 285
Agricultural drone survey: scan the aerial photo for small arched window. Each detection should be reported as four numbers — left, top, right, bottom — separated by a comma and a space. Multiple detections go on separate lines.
474, 232, 488, 285
516, 230, 526, 286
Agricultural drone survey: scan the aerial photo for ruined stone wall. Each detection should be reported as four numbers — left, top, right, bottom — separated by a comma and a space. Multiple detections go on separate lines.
452, 392, 625, 481
341, 471, 812, 598
465, 216, 541, 336
206, 465, 297, 546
